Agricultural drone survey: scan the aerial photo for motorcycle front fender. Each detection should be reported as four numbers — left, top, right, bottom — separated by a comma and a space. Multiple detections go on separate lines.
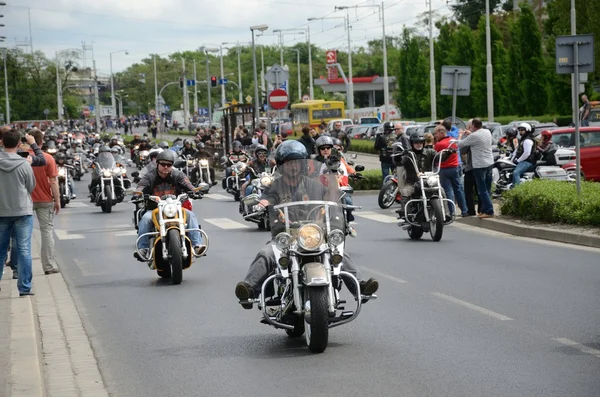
302, 263, 330, 287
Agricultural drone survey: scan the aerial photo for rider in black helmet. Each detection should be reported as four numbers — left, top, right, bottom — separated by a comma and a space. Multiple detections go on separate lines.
374, 121, 398, 179
233, 140, 379, 309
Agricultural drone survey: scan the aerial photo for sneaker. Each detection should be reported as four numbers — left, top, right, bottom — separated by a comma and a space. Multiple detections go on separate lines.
234, 281, 255, 310
348, 226, 358, 238
477, 213, 494, 219
359, 278, 379, 296
12, 272, 18, 279
19, 291, 35, 297
71, 194, 77, 199
193, 245, 207, 256
134, 248, 150, 262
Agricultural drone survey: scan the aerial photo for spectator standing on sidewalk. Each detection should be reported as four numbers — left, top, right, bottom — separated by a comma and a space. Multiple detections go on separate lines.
457, 118, 494, 218
433, 125, 468, 217
374, 122, 397, 180
0, 129, 37, 296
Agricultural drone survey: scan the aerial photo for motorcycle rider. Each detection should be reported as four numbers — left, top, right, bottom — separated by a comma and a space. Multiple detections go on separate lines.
234, 140, 379, 309
510, 123, 537, 186
158, 141, 170, 151
133, 150, 206, 262
239, 144, 273, 203
537, 130, 556, 164
190, 142, 217, 186
54, 152, 76, 199
180, 139, 197, 158
137, 147, 162, 180
222, 141, 249, 190
500, 127, 519, 153
374, 121, 397, 179
394, 132, 438, 220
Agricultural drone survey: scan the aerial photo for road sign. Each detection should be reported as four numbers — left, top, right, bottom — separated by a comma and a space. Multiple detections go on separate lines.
246, 95, 252, 103
440, 66, 472, 96
218, 78, 228, 85
268, 89, 288, 110
198, 108, 209, 116
43, 109, 50, 115
264, 64, 289, 85
556, 34, 595, 74
88, 105, 95, 112
82, 109, 90, 117
187, 80, 196, 86
302, 94, 310, 102
149, 109, 156, 116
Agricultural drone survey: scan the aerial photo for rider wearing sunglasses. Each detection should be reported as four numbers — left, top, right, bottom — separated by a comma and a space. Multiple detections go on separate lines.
133, 150, 206, 262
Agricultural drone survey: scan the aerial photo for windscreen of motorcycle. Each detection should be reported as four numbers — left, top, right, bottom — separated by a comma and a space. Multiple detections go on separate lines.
265, 159, 345, 245
96, 152, 116, 170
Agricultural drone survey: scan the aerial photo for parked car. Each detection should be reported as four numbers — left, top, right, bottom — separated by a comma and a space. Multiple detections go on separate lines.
359, 116, 381, 125
548, 127, 600, 181
348, 125, 373, 140
589, 107, 600, 126
326, 119, 354, 131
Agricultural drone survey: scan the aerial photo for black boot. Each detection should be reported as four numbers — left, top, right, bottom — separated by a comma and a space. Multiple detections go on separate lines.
235, 281, 255, 310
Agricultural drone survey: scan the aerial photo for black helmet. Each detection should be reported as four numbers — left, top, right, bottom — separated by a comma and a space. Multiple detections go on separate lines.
255, 144, 268, 155
315, 135, 334, 150
332, 138, 342, 147
55, 152, 66, 161
232, 141, 243, 151
156, 150, 176, 164
159, 141, 169, 150
196, 142, 205, 150
506, 127, 518, 139
183, 139, 192, 146
410, 132, 425, 152
274, 140, 308, 166
383, 121, 394, 133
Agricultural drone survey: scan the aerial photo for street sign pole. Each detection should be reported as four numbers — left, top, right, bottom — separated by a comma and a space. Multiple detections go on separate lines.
452, 70, 458, 125
571, 0, 580, 196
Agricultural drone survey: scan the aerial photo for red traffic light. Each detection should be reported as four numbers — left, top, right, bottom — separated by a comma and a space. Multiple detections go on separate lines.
210, 76, 217, 87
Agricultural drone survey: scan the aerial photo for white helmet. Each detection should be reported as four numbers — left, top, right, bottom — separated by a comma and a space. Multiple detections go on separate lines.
518, 122, 532, 132
148, 147, 163, 160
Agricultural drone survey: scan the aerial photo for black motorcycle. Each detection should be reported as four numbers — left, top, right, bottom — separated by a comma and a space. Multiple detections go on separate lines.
89, 152, 126, 213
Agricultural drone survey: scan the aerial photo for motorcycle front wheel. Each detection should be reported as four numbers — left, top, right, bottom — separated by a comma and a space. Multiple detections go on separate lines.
429, 199, 444, 242
304, 287, 329, 353
59, 183, 67, 208
167, 229, 183, 285
407, 226, 423, 240
378, 180, 397, 209
101, 185, 112, 213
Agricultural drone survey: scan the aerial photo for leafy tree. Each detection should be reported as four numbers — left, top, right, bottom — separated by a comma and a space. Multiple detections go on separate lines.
451, 0, 503, 30
518, 3, 547, 115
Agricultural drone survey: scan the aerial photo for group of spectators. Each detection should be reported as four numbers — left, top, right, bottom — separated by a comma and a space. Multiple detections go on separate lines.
0, 126, 62, 297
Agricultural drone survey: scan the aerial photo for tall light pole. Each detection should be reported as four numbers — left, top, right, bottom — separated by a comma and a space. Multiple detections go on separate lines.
92, 59, 101, 130
427, 0, 436, 121
199, 46, 219, 126
55, 51, 63, 121
110, 49, 127, 119
2, 47, 9, 124
290, 49, 301, 102
224, 41, 244, 103
153, 54, 158, 116
219, 45, 226, 106
307, 26, 314, 99
485, 0, 494, 122
181, 57, 189, 127
251, 25, 269, 122
193, 59, 198, 117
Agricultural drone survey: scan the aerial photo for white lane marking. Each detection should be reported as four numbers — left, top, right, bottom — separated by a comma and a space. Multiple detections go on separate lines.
114, 230, 138, 237
362, 266, 407, 283
203, 193, 232, 201
65, 201, 89, 208
355, 211, 398, 224
553, 338, 600, 359
204, 218, 250, 229
55, 229, 85, 240
73, 258, 102, 276
431, 292, 513, 321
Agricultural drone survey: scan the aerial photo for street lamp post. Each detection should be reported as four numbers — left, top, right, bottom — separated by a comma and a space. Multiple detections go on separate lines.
219, 45, 226, 106
223, 41, 244, 103
2, 47, 9, 124
307, 26, 314, 99
290, 49, 301, 102
250, 24, 269, 122
153, 54, 158, 116
110, 49, 128, 119
428, 0, 436, 121
193, 59, 198, 117
485, 0, 494, 122
200, 46, 219, 126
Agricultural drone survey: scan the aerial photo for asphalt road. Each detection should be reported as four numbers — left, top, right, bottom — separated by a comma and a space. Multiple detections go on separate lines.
52, 171, 600, 397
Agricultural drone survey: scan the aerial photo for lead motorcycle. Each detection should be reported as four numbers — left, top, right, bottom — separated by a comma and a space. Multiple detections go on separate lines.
57, 163, 74, 208
89, 151, 126, 213
132, 190, 209, 285
238, 159, 376, 353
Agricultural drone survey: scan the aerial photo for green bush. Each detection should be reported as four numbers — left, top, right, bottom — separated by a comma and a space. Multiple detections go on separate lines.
350, 169, 383, 190
349, 139, 378, 155
500, 180, 600, 226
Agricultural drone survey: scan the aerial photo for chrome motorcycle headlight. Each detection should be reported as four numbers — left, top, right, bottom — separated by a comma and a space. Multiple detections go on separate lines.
275, 232, 292, 250
187, 159, 195, 166
259, 175, 273, 187
58, 168, 66, 177
233, 163, 246, 173
112, 167, 122, 176
427, 175, 439, 187
297, 224, 323, 251
199, 159, 209, 166
134, 145, 140, 150
328, 229, 345, 246
102, 169, 112, 178
76, 139, 82, 144
163, 203, 178, 218
251, 179, 259, 187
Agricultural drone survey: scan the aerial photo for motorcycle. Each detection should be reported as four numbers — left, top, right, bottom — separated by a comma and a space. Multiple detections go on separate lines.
71, 153, 86, 181
57, 164, 74, 208
378, 173, 402, 209
132, 191, 209, 285
394, 145, 456, 242
223, 160, 247, 201
137, 149, 150, 170
195, 157, 217, 192
238, 159, 376, 353
240, 166, 277, 230
89, 152, 126, 213
492, 147, 575, 196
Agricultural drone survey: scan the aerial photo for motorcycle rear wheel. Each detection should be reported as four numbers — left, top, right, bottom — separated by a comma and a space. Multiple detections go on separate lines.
101, 185, 112, 213
304, 287, 329, 353
286, 315, 305, 338
378, 180, 397, 209
168, 229, 183, 285
429, 199, 444, 242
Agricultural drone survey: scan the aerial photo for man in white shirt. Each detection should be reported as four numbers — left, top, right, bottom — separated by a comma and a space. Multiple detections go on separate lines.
511, 122, 537, 187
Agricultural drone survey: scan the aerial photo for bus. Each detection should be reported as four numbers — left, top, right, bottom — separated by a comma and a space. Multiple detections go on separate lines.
290, 100, 345, 133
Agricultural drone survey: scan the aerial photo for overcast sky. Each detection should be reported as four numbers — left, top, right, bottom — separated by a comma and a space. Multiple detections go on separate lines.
4, 0, 451, 75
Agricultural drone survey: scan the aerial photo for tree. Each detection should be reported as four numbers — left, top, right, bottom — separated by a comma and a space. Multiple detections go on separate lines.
451, 0, 503, 30
518, 3, 547, 115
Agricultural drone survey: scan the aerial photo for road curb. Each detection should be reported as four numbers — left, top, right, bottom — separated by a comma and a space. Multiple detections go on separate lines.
456, 216, 600, 249
353, 190, 379, 196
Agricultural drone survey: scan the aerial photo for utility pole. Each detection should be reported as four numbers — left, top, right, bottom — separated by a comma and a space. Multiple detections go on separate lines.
219, 45, 226, 106
485, 0, 494, 122
153, 54, 158, 117
182, 58, 189, 127
346, 11, 354, 121
237, 42, 243, 103
428, 0, 436, 121
308, 27, 314, 99
93, 59, 101, 131
193, 59, 198, 117
55, 52, 63, 121
3, 48, 10, 124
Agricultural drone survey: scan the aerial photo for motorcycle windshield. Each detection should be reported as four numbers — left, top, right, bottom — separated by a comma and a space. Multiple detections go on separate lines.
265, 159, 345, 244
96, 153, 116, 170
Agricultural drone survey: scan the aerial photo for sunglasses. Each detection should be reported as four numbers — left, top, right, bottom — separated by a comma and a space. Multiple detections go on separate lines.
320, 146, 332, 150
158, 162, 173, 168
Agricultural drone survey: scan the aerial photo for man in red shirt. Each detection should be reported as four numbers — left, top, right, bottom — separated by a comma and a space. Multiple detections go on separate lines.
29, 130, 61, 274
433, 125, 468, 217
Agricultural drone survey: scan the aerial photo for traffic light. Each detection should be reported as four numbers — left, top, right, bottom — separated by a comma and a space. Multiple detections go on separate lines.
179, 77, 184, 88
210, 76, 217, 87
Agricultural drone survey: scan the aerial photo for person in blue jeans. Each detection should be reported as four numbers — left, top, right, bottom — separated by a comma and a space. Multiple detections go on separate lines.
0, 128, 36, 296
374, 122, 398, 180
132, 150, 206, 264
433, 125, 468, 217
511, 123, 537, 187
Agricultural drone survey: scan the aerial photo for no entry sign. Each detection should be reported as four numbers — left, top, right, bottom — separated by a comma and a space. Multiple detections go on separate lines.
268, 89, 288, 110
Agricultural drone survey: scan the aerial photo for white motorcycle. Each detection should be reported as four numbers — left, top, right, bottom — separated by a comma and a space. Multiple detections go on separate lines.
241, 166, 276, 230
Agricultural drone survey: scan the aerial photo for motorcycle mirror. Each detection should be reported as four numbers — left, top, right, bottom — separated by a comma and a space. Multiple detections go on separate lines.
347, 160, 355, 166
131, 171, 139, 178
354, 165, 365, 172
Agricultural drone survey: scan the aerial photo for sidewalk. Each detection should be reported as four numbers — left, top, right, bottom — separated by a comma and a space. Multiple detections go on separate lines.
0, 230, 109, 397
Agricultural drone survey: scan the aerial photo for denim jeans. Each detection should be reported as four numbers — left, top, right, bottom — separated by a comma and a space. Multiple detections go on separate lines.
0, 216, 34, 293
380, 162, 395, 180
439, 167, 468, 216
512, 161, 533, 186
472, 166, 494, 215
137, 209, 202, 250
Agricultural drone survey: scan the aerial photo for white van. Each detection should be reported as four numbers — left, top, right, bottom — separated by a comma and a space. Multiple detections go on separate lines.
171, 110, 185, 130
327, 119, 354, 131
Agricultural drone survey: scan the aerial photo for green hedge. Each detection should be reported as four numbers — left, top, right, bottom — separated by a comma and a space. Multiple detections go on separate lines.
500, 180, 600, 226
349, 139, 378, 155
350, 169, 383, 190
410, 114, 572, 126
